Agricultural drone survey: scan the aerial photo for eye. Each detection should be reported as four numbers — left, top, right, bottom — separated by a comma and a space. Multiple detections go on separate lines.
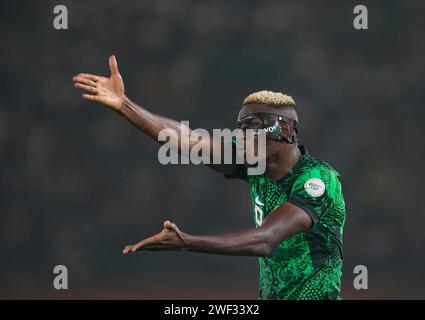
248, 118, 263, 128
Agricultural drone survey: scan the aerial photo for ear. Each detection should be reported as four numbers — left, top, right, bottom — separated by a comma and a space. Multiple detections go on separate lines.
280, 122, 292, 138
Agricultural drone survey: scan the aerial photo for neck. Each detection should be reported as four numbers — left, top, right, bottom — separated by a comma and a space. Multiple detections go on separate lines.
265, 144, 301, 181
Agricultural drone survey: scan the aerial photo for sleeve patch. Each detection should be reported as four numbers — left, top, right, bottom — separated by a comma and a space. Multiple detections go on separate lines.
304, 178, 326, 197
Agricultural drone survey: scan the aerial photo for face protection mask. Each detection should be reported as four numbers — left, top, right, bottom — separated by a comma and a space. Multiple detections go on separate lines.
236, 112, 298, 144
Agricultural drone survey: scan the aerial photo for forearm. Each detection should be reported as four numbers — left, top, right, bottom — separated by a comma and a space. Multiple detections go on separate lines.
181, 228, 273, 257
175, 205, 311, 257
125, 204, 311, 257
117, 96, 231, 171
118, 96, 186, 143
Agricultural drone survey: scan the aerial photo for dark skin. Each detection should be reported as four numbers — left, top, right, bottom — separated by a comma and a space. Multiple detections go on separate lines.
73, 55, 312, 257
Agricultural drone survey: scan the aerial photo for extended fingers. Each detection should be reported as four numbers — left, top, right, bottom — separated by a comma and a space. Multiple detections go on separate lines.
122, 221, 178, 255
74, 73, 100, 82
122, 235, 161, 254
73, 76, 97, 87
75, 83, 98, 94
122, 242, 154, 254
133, 235, 160, 250
123, 245, 137, 254
123, 241, 147, 253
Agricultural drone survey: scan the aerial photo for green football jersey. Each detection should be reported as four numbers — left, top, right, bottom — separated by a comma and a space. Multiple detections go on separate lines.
226, 145, 346, 300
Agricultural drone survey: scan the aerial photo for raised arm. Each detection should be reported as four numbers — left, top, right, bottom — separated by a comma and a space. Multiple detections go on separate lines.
122, 202, 312, 257
73, 55, 235, 174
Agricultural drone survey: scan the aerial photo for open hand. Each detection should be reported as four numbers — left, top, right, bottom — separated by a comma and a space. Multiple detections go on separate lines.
123, 220, 187, 254
73, 55, 125, 111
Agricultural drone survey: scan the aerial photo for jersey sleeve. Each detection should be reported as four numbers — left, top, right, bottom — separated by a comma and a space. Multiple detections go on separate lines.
287, 166, 339, 224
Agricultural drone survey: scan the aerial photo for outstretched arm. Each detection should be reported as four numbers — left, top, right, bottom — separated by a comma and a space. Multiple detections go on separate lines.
122, 202, 312, 257
73, 55, 235, 174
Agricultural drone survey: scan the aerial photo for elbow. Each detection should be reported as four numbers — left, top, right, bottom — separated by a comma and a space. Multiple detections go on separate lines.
256, 243, 273, 257
255, 233, 276, 257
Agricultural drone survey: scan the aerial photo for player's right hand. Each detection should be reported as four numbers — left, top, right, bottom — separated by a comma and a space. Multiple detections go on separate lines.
73, 55, 125, 111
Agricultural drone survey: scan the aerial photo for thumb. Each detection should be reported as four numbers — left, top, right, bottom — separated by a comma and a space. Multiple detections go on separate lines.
164, 220, 172, 229
109, 55, 119, 76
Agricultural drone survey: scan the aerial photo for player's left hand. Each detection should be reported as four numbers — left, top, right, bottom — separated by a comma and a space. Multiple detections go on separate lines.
122, 220, 187, 254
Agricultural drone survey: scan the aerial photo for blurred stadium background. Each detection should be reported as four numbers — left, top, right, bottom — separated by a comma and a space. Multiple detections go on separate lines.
0, 0, 424, 299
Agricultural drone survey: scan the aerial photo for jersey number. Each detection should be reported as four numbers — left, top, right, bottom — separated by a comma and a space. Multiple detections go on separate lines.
254, 196, 264, 227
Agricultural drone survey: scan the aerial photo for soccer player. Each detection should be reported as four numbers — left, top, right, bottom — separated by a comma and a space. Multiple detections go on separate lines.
73, 55, 346, 300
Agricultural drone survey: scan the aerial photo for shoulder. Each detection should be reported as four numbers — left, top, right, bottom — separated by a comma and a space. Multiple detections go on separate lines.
287, 154, 343, 224
292, 154, 342, 197
299, 154, 340, 181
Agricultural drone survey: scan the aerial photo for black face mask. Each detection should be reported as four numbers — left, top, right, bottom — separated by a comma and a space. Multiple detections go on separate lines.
236, 112, 298, 144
